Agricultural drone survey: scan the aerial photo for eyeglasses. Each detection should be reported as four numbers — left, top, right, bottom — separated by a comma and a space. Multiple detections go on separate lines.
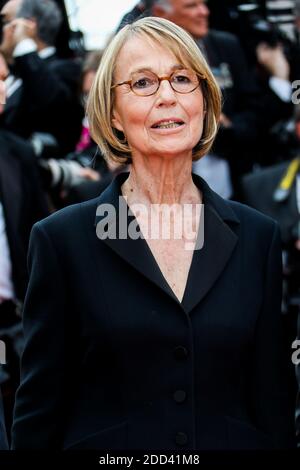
111, 69, 204, 97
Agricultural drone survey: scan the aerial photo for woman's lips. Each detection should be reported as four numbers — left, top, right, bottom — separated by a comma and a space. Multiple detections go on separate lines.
150, 119, 185, 135
150, 122, 186, 134
151, 119, 184, 129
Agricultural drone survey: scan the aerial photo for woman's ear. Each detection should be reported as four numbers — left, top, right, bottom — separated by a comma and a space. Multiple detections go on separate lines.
112, 109, 124, 132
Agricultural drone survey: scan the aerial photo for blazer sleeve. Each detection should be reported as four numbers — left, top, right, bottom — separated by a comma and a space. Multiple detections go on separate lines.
249, 221, 296, 448
11, 222, 67, 449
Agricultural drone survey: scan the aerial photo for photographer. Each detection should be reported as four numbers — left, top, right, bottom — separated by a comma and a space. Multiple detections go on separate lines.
36, 50, 108, 208
0, 0, 83, 154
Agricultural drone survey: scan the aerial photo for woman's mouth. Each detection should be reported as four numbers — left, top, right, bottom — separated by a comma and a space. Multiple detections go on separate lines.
151, 119, 185, 129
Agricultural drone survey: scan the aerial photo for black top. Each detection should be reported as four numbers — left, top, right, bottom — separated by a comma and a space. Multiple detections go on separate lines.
0, 52, 83, 154
12, 172, 295, 449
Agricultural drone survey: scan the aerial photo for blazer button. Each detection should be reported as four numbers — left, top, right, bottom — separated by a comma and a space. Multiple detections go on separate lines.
174, 346, 188, 360
173, 390, 186, 403
175, 432, 188, 446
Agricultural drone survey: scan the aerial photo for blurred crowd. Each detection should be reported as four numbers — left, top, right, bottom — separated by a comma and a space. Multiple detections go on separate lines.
0, 0, 299, 446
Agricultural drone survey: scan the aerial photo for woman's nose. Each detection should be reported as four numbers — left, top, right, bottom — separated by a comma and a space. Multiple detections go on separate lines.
156, 79, 177, 105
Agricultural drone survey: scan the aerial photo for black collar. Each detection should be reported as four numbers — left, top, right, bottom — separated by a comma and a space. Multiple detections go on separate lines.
94, 172, 240, 314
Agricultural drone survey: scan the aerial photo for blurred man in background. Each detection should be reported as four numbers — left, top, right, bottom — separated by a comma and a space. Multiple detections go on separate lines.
0, 77, 7, 450
0, 17, 49, 437
151, 0, 294, 197
0, 0, 83, 154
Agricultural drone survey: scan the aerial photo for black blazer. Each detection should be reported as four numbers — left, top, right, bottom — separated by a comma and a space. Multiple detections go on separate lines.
202, 30, 292, 130
0, 389, 8, 450
0, 52, 83, 154
12, 173, 295, 450
0, 130, 49, 300
241, 161, 300, 246
202, 30, 293, 174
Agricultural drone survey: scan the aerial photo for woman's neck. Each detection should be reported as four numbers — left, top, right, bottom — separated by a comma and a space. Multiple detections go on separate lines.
122, 153, 202, 206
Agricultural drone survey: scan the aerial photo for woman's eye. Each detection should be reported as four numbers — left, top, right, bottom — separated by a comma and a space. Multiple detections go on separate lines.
132, 77, 154, 89
173, 74, 191, 83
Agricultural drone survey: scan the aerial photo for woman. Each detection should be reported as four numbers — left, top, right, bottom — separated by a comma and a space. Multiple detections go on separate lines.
12, 17, 294, 449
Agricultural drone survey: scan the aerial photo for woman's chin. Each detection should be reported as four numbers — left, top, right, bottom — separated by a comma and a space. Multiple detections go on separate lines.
149, 148, 191, 160
149, 143, 194, 159
146, 132, 199, 157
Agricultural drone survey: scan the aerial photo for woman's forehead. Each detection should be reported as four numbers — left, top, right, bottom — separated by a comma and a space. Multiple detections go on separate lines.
114, 35, 191, 77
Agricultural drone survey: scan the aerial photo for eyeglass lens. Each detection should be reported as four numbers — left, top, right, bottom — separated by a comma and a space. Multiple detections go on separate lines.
130, 69, 199, 96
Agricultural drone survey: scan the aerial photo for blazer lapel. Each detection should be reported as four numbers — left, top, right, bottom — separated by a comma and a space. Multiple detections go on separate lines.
181, 174, 239, 313
182, 206, 239, 314
2, 86, 22, 116
94, 172, 179, 303
94, 172, 240, 311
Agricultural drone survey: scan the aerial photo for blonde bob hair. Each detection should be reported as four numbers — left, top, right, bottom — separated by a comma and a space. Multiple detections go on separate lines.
87, 16, 222, 164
